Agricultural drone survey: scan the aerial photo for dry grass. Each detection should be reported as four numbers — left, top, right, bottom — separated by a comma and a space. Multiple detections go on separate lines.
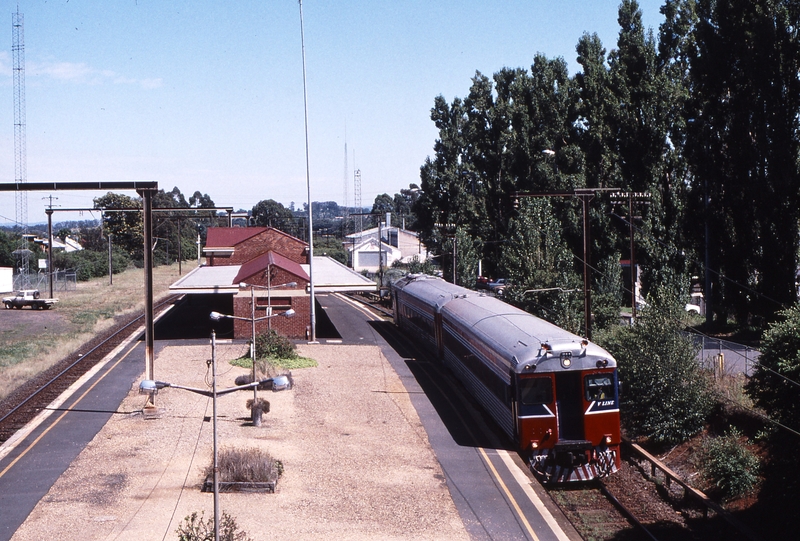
0, 261, 196, 401
207, 446, 283, 483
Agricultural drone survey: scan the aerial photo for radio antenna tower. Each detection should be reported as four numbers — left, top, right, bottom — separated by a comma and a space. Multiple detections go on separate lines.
354, 168, 362, 237
12, 10, 30, 285
343, 141, 349, 229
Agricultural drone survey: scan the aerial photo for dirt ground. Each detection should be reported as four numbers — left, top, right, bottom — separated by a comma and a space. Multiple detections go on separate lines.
0, 305, 70, 337
10, 342, 469, 541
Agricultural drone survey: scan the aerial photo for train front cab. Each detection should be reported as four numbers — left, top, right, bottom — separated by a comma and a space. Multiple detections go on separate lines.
517, 368, 621, 483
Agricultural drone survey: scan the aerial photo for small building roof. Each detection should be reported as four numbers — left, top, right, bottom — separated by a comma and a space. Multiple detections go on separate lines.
233, 250, 309, 284
169, 265, 242, 294
170, 256, 376, 294
205, 227, 266, 249
301, 256, 377, 292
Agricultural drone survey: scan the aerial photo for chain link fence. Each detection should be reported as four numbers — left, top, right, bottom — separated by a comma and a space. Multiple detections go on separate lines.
685, 332, 761, 378
12, 271, 77, 293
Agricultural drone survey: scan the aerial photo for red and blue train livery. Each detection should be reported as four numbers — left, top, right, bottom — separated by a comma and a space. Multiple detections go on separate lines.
392, 274, 621, 482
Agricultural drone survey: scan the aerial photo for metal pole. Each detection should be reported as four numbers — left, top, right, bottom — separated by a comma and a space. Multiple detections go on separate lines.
46, 208, 53, 298
299, 0, 316, 343
211, 330, 220, 541
452, 233, 457, 285
108, 233, 113, 286
704, 178, 712, 325
378, 220, 383, 291
629, 195, 636, 319
267, 263, 273, 331
581, 194, 593, 340
177, 216, 182, 275
140, 188, 155, 399
250, 285, 257, 425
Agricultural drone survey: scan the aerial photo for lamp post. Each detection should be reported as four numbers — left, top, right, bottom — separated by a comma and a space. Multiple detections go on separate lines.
235, 280, 296, 421
139, 330, 292, 541
209, 307, 295, 426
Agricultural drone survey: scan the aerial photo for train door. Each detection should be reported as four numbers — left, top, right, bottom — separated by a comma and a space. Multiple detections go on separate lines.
555, 372, 584, 440
434, 312, 443, 359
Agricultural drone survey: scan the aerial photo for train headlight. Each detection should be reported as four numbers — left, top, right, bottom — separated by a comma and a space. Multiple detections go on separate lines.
531, 440, 539, 449
603, 434, 612, 445
560, 351, 572, 368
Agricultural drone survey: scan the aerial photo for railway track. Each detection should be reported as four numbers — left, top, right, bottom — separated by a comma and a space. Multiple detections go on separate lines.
551, 453, 760, 541
0, 294, 181, 444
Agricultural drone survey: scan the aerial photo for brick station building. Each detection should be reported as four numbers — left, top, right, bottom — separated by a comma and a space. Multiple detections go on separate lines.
170, 226, 376, 340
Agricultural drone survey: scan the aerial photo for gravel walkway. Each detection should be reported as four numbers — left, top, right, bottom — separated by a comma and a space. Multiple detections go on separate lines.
11, 343, 468, 541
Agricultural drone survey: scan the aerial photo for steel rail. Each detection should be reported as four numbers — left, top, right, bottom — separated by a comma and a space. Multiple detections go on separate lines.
597, 479, 659, 541
0, 294, 179, 428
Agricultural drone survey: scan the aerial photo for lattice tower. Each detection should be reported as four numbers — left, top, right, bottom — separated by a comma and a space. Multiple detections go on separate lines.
354, 168, 362, 236
343, 142, 349, 232
12, 10, 30, 284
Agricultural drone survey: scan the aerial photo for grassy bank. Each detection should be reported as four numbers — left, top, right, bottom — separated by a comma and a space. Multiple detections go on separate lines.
0, 261, 197, 401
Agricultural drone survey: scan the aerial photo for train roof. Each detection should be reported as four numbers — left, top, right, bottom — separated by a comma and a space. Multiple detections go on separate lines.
393, 274, 616, 374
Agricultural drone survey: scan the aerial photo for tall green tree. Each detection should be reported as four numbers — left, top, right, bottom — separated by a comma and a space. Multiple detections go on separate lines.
0, 230, 16, 267
686, 0, 800, 324
371, 194, 395, 217
251, 199, 296, 234
94, 192, 143, 262
501, 198, 583, 333
746, 303, 800, 512
189, 191, 215, 209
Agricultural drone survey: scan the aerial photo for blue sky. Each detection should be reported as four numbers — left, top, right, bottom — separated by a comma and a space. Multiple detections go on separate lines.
0, 0, 664, 226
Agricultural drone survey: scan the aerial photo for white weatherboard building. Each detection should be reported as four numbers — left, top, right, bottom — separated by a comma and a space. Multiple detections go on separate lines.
345, 222, 429, 274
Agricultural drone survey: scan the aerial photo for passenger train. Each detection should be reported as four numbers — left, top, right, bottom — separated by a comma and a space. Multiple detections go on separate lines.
392, 274, 621, 482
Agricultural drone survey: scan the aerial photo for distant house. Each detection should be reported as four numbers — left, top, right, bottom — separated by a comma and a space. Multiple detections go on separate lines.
171, 226, 375, 340
35, 236, 83, 253
345, 222, 429, 273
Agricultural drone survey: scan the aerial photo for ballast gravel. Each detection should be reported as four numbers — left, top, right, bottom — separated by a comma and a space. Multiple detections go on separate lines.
11, 343, 469, 541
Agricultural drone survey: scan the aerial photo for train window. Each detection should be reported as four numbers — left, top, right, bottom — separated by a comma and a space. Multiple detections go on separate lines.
585, 375, 613, 401
519, 377, 553, 405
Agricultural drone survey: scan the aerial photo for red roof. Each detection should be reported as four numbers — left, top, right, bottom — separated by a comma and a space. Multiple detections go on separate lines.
234, 250, 309, 284
205, 227, 267, 248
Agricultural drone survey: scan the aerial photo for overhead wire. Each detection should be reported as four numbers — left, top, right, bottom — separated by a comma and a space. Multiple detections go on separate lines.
561, 210, 800, 436
605, 211, 800, 389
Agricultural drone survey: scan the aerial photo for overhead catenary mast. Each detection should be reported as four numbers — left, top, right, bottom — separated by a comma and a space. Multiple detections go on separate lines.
12, 10, 30, 287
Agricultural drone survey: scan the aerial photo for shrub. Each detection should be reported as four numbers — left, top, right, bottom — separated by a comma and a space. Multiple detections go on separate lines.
176, 511, 253, 541
206, 446, 283, 484
701, 429, 760, 500
52, 248, 130, 281
597, 294, 714, 444
254, 329, 296, 360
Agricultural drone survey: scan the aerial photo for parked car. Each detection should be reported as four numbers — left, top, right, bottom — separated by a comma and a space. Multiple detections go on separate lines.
2, 289, 58, 310
475, 276, 491, 290
488, 278, 509, 296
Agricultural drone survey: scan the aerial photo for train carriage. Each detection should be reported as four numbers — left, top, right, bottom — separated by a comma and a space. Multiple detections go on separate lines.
392, 274, 621, 482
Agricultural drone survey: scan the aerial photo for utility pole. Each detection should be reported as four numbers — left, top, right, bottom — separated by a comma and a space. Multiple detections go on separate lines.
514, 187, 618, 340
43, 195, 58, 298
610, 191, 651, 319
